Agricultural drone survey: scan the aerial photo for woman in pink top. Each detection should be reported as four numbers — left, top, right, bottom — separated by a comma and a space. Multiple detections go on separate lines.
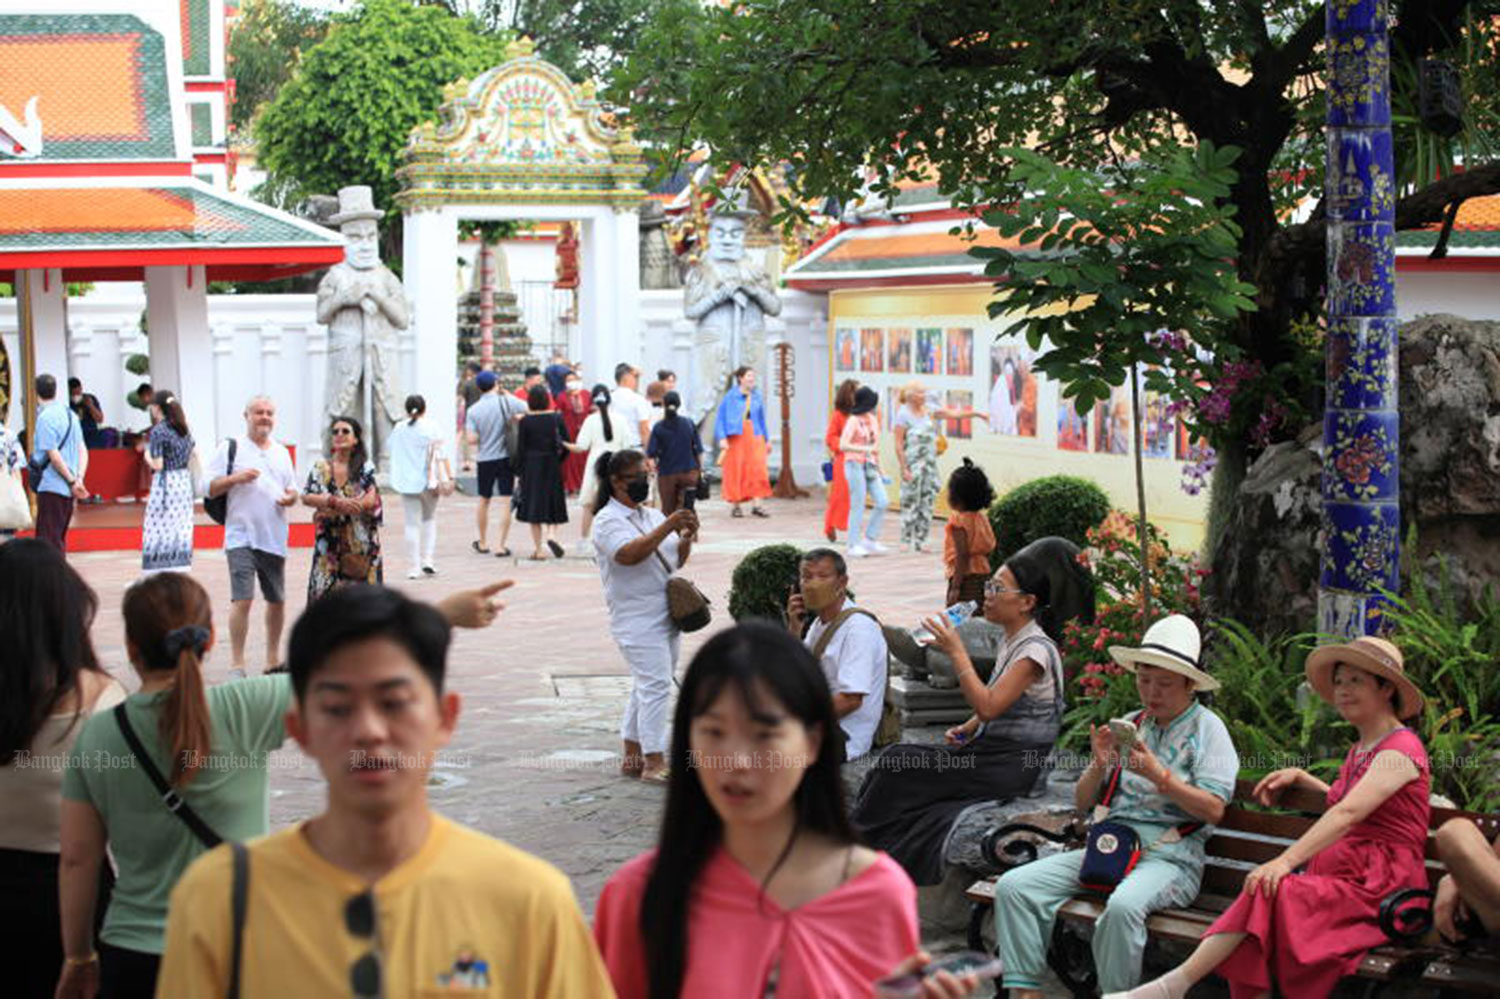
838, 386, 887, 559
1108, 637, 1431, 999
594, 622, 977, 999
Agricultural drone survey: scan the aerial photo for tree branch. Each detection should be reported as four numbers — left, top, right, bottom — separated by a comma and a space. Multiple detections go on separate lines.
1261, 6, 1326, 97
1266, 161, 1500, 265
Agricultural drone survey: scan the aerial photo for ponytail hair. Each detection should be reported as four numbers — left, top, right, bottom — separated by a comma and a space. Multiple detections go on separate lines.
592, 449, 644, 515
591, 383, 614, 443
404, 394, 426, 426
155, 388, 190, 439
122, 574, 214, 786
663, 390, 682, 421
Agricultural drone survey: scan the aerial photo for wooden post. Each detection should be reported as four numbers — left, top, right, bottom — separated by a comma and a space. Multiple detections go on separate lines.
1321, 0, 1399, 637
771, 341, 808, 498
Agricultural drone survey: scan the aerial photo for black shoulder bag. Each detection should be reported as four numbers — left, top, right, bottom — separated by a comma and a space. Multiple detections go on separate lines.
204, 438, 238, 525
113, 705, 248, 998
27, 412, 74, 492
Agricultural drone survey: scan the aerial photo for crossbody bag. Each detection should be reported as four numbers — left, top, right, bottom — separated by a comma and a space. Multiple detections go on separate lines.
27, 412, 74, 492
1078, 710, 1203, 894
634, 517, 711, 632
810, 608, 901, 749
113, 705, 248, 998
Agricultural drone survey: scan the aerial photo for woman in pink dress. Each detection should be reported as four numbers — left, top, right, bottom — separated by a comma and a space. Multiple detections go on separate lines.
1107, 636, 1430, 999
594, 622, 978, 999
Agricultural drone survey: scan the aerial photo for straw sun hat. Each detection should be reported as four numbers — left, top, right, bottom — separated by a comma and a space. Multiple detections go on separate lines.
1108, 614, 1220, 692
1304, 636, 1425, 720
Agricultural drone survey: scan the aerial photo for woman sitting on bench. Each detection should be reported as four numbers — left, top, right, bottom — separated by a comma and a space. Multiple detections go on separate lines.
1434, 817, 1500, 943
1111, 636, 1430, 999
993, 615, 1239, 998
851, 537, 1095, 886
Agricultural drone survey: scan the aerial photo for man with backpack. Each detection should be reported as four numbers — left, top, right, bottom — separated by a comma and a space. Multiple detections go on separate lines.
29, 373, 90, 551
207, 396, 298, 678
786, 547, 892, 760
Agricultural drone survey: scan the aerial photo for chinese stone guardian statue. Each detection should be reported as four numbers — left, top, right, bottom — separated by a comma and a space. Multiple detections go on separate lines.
316, 186, 410, 467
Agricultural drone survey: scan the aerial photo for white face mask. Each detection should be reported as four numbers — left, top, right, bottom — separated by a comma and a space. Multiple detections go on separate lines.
565, 382, 581, 392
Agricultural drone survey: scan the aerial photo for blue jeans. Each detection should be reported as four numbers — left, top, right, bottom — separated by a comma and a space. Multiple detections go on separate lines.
844, 458, 887, 545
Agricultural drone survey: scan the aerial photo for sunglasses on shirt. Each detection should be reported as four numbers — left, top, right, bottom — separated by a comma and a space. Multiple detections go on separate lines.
346, 889, 382, 999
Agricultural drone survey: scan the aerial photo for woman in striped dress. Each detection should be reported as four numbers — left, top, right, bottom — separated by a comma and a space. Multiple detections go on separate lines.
141, 391, 197, 574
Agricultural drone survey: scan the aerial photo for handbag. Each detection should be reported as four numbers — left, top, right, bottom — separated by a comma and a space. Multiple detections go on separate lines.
203, 438, 237, 525
935, 433, 949, 456
1078, 711, 1202, 894
821, 459, 834, 483
426, 444, 456, 497
0, 469, 32, 530
639, 519, 711, 632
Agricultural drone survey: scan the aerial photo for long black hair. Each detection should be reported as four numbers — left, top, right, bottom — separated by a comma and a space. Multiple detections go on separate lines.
591, 383, 614, 443
592, 449, 643, 514
0, 539, 104, 762
640, 622, 854, 999
154, 388, 191, 439
329, 415, 368, 473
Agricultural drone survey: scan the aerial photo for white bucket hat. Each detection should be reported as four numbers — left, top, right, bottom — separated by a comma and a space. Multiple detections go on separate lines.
1108, 614, 1220, 692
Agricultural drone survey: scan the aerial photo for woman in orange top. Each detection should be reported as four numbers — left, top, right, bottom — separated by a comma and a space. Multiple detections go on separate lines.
822, 379, 858, 542
944, 459, 997, 605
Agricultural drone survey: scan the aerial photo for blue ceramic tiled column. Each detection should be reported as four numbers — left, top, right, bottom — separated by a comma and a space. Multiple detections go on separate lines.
1321, 0, 1400, 637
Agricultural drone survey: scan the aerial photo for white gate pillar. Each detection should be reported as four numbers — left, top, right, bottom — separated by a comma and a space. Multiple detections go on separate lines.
404, 208, 460, 453
144, 265, 215, 444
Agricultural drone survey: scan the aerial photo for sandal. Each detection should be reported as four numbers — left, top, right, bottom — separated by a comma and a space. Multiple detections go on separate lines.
264, 663, 288, 675
731, 507, 745, 518
494, 547, 512, 558
640, 768, 671, 785
751, 507, 769, 518
471, 540, 490, 555
526, 553, 548, 561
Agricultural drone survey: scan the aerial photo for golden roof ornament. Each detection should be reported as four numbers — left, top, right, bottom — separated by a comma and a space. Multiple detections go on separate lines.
505, 36, 536, 61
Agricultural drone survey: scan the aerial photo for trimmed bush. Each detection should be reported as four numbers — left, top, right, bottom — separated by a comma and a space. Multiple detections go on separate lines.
125, 353, 150, 376
728, 543, 804, 624
988, 474, 1110, 568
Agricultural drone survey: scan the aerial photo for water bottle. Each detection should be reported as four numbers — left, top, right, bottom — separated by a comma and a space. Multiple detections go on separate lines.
912, 600, 978, 644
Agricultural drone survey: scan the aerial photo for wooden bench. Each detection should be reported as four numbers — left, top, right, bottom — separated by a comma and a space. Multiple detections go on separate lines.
963, 778, 1500, 996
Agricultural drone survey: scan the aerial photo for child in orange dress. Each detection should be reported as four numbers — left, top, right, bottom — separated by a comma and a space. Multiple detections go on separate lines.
943, 458, 996, 605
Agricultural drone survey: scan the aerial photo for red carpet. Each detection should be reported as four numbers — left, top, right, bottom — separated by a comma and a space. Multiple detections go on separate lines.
16, 503, 317, 553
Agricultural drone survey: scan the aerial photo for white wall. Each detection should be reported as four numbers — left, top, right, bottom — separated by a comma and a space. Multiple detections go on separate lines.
1394, 269, 1500, 322
0, 285, 829, 485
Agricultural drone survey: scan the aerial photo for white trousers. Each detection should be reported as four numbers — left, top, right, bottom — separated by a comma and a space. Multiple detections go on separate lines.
400, 492, 439, 570
617, 633, 679, 754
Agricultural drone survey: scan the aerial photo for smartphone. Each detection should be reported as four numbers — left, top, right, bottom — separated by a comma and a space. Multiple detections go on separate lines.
873, 952, 1004, 998
682, 487, 697, 511
1109, 717, 1139, 748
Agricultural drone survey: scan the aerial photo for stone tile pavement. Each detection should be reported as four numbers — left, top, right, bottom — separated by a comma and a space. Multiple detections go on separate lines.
73, 489, 952, 914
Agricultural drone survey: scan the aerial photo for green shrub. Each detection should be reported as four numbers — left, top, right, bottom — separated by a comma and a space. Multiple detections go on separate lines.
125, 353, 150, 376
728, 543, 804, 624
988, 475, 1110, 568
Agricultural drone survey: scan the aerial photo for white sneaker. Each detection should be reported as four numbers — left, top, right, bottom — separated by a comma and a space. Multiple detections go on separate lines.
227, 667, 246, 681
406, 568, 422, 580
865, 541, 890, 555
847, 544, 870, 558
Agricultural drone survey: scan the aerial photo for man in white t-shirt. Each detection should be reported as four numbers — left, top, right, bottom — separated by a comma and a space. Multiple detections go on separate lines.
785, 547, 889, 759
207, 395, 299, 677
610, 363, 653, 450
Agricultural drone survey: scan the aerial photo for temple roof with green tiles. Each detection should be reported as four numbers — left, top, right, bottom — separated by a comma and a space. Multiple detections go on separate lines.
0, 14, 178, 162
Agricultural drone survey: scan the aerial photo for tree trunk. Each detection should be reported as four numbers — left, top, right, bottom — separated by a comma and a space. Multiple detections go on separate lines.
1131, 365, 1151, 622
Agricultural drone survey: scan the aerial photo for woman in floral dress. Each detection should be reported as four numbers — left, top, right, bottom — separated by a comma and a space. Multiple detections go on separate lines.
301, 415, 382, 603
140, 390, 196, 573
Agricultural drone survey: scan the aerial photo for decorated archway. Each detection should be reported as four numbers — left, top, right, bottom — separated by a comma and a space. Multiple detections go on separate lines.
397, 37, 647, 442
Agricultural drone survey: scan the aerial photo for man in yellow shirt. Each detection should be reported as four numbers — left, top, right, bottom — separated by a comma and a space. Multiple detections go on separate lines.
156, 586, 614, 998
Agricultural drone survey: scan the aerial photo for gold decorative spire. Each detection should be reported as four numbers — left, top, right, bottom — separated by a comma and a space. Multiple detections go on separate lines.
505, 36, 536, 60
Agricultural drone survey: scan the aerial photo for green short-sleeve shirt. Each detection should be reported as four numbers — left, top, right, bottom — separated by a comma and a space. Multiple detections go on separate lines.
61, 674, 292, 953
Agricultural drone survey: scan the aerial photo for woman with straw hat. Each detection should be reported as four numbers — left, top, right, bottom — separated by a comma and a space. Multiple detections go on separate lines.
1110, 636, 1431, 999
994, 615, 1240, 998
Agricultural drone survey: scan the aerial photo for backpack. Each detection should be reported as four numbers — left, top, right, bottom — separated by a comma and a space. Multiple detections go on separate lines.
811, 608, 902, 750
203, 438, 237, 525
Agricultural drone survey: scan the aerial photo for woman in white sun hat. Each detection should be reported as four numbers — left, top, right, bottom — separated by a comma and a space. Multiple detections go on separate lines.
993, 614, 1240, 998
1110, 635, 1430, 999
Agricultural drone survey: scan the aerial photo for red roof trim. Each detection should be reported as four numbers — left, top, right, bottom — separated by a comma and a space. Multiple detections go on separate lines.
785, 272, 994, 292
1394, 255, 1500, 272
1, 260, 334, 283
0, 161, 193, 178
0, 245, 342, 271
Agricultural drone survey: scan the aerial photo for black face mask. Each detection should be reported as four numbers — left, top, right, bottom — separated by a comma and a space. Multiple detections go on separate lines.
625, 479, 650, 504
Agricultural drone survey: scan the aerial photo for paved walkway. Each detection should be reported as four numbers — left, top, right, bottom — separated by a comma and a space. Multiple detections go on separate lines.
75, 489, 947, 914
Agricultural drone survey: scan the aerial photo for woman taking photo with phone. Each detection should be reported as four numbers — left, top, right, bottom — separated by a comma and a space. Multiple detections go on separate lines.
594, 623, 979, 999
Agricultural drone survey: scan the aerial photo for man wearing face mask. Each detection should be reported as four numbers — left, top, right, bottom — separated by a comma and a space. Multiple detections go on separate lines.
786, 548, 889, 760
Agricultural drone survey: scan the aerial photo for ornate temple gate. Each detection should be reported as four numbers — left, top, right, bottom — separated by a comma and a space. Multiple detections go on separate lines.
397, 38, 647, 446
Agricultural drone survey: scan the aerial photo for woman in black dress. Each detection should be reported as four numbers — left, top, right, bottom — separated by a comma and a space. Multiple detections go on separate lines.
515, 383, 569, 559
